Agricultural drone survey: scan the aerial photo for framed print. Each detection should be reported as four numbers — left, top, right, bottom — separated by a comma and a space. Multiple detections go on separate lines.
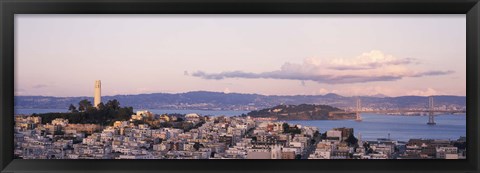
1, 0, 479, 173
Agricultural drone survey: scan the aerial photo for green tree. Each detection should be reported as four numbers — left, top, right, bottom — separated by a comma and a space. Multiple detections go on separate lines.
78, 99, 93, 112
106, 99, 120, 110
193, 142, 202, 151
176, 117, 184, 122
321, 133, 327, 139
345, 134, 359, 147
313, 131, 320, 137
282, 123, 290, 132
454, 141, 466, 150
367, 148, 374, 154
210, 151, 216, 158
36, 100, 134, 126
97, 102, 106, 111
363, 142, 370, 149
68, 104, 77, 113
86, 106, 96, 112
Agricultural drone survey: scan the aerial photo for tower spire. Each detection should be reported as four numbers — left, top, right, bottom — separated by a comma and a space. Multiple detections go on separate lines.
355, 97, 362, 121
427, 96, 436, 125
94, 80, 101, 108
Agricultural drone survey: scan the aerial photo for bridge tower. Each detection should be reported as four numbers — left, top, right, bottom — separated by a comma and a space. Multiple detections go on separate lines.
427, 96, 436, 125
355, 98, 362, 121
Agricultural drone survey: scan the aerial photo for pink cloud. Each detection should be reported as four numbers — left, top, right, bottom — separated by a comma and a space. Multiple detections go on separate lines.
192, 50, 454, 84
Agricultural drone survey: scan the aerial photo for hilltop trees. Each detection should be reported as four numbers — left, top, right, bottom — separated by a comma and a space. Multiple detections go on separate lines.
78, 99, 93, 112
34, 99, 133, 126
282, 123, 302, 134
106, 99, 120, 110
68, 104, 78, 113
97, 102, 106, 111
247, 104, 344, 120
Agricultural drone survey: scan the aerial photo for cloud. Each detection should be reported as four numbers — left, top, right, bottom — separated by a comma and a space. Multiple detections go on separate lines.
406, 88, 438, 96
316, 88, 330, 95
328, 50, 417, 70
301, 81, 306, 87
191, 68, 409, 84
223, 88, 231, 94
330, 58, 415, 70
32, 84, 49, 89
134, 87, 157, 94
330, 86, 396, 97
15, 88, 27, 95
411, 70, 455, 77
191, 50, 455, 84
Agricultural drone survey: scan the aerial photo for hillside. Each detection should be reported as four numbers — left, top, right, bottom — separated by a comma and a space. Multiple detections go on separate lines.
246, 104, 354, 120
15, 91, 466, 111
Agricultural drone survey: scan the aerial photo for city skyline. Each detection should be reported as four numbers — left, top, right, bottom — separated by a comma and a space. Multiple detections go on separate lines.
15, 14, 466, 97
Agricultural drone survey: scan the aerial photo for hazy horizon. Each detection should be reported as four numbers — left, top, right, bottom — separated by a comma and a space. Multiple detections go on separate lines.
15, 14, 466, 97
14, 89, 466, 98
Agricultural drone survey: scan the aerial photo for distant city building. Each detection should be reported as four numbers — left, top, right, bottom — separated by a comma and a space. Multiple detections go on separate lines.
131, 110, 153, 121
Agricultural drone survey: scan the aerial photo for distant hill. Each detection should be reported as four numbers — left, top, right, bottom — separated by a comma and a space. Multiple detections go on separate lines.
14, 91, 466, 111
246, 104, 354, 120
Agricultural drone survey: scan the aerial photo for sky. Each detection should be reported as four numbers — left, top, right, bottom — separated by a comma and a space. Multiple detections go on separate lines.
15, 14, 466, 97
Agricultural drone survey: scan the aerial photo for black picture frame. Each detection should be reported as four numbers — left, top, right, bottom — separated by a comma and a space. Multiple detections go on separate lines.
1, 0, 479, 173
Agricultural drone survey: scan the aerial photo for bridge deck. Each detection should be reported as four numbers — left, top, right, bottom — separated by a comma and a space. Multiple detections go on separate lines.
330, 110, 465, 114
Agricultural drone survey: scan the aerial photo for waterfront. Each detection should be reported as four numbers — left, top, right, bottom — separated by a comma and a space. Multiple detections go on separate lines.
286, 113, 466, 141
15, 109, 466, 142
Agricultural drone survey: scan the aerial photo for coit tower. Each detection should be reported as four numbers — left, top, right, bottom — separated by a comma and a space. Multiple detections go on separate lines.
94, 80, 101, 108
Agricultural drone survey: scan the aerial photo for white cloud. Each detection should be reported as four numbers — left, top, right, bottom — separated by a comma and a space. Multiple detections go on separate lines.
406, 88, 438, 96
192, 50, 454, 84
15, 88, 27, 96
329, 50, 415, 70
223, 88, 231, 94
300, 81, 306, 87
316, 88, 330, 95
32, 84, 49, 89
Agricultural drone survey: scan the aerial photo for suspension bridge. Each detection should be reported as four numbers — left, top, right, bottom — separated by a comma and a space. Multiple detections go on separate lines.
328, 96, 465, 125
